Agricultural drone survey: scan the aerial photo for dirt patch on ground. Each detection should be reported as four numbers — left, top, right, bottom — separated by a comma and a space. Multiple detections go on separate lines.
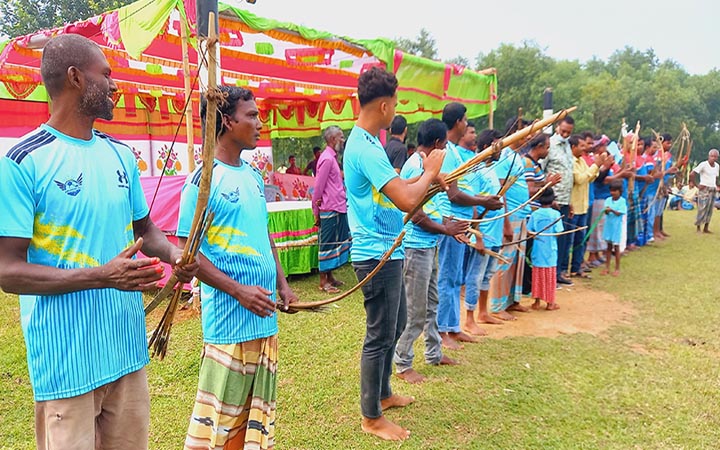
147, 284, 635, 340
463, 284, 636, 339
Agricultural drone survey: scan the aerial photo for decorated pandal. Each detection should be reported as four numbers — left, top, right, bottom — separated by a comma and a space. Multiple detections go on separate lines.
0, 0, 498, 275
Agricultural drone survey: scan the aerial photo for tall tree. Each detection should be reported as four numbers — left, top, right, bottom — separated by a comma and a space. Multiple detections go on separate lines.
0, 0, 133, 37
476, 42, 554, 132
394, 28, 439, 60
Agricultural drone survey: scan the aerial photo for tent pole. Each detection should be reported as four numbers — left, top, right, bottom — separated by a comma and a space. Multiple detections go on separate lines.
488, 77, 495, 130
180, 20, 196, 172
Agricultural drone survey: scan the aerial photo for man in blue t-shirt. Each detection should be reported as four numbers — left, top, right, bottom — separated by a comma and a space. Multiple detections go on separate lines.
178, 87, 298, 450
655, 133, 678, 239
344, 67, 446, 442
0, 35, 197, 449
434, 104, 503, 350
393, 119, 468, 385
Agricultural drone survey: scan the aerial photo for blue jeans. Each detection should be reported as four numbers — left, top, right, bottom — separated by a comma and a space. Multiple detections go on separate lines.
463, 246, 494, 311
394, 247, 442, 372
556, 204, 572, 278
644, 195, 656, 239
437, 235, 465, 333
353, 259, 406, 419
569, 212, 588, 274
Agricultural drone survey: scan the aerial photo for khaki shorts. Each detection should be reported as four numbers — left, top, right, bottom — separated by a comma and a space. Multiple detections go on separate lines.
35, 367, 149, 450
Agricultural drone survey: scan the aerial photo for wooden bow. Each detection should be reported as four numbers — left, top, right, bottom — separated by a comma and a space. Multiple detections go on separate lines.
288, 107, 577, 312
145, 15, 220, 358
501, 214, 563, 248
459, 179, 554, 224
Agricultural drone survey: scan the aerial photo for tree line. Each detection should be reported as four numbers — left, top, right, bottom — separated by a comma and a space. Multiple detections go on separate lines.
2, 3, 717, 164
399, 29, 720, 163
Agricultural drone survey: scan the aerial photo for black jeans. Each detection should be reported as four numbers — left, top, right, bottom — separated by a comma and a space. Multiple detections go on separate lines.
353, 259, 406, 418
556, 204, 572, 279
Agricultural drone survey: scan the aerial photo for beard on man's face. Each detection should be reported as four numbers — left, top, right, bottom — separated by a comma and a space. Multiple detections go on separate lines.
79, 79, 114, 121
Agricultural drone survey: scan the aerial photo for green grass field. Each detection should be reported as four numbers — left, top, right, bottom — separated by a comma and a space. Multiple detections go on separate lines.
2, 210, 720, 449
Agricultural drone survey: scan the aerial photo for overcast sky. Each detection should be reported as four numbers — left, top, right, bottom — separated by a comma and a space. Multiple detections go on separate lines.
229, 0, 718, 75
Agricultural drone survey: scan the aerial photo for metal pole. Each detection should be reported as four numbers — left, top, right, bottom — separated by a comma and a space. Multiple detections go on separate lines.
542, 87, 553, 135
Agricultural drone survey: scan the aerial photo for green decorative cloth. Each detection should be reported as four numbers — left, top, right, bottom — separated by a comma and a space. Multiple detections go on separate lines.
267, 207, 319, 275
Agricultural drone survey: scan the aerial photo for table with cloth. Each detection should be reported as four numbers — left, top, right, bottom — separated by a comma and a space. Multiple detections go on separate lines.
266, 200, 319, 275
139, 176, 319, 279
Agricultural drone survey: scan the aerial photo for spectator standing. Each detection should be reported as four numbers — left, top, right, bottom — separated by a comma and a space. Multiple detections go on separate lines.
384, 115, 408, 173
692, 149, 720, 233
304, 146, 322, 176
312, 126, 350, 293
543, 116, 575, 285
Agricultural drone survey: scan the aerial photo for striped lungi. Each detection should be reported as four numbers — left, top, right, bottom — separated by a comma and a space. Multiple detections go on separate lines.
185, 336, 278, 450
489, 216, 526, 313
695, 187, 716, 226
586, 201, 607, 252
319, 211, 351, 272
531, 266, 556, 304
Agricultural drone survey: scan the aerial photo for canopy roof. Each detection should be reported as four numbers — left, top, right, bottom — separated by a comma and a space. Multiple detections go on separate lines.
0, 0, 497, 139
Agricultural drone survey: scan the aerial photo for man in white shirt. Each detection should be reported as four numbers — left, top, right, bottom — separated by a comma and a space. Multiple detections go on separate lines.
692, 149, 719, 233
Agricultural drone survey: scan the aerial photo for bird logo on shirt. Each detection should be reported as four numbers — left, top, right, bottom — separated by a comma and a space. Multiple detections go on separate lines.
54, 173, 83, 196
221, 187, 240, 203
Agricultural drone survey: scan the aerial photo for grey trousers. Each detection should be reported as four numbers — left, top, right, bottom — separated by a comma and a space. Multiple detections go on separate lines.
393, 246, 443, 372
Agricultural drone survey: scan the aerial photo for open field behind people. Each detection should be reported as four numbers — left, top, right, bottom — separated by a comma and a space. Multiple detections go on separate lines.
2, 211, 720, 449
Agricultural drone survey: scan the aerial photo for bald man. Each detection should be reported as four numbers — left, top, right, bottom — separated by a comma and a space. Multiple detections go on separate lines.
0, 34, 197, 449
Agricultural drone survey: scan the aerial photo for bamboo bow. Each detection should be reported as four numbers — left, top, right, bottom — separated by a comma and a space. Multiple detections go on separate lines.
145, 15, 220, 359
501, 214, 564, 248
288, 107, 577, 312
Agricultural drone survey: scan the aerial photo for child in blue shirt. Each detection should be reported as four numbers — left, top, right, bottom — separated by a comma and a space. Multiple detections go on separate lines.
527, 188, 564, 311
602, 181, 628, 276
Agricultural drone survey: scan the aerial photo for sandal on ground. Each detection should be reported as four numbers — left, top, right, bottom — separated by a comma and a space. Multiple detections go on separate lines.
330, 279, 345, 287
319, 284, 340, 294
571, 272, 591, 279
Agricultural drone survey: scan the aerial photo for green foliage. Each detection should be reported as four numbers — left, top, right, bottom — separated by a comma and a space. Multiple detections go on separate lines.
473, 40, 719, 160
477, 42, 554, 129
0, 0, 134, 37
4, 213, 720, 448
271, 136, 327, 172
394, 28, 439, 60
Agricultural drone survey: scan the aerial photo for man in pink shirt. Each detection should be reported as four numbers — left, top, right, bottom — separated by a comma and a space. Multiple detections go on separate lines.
312, 126, 350, 292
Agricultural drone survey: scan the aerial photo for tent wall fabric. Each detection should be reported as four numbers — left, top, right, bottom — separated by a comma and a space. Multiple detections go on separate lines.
0, 0, 497, 179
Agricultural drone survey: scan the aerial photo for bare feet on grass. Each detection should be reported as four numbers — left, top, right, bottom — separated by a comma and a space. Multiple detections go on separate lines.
381, 394, 415, 411
396, 369, 426, 384
463, 316, 488, 336
494, 310, 516, 321
450, 331, 478, 343
441, 333, 463, 350
612, 270, 620, 277
437, 355, 460, 366
478, 312, 503, 325
546, 303, 560, 311
361, 416, 410, 441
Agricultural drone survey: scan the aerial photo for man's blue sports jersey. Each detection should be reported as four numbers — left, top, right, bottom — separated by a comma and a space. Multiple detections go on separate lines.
178, 160, 278, 344
344, 126, 403, 261
0, 124, 149, 401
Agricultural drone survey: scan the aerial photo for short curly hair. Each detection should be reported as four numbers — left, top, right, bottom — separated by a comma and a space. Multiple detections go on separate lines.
357, 67, 398, 106
200, 85, 255, 138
